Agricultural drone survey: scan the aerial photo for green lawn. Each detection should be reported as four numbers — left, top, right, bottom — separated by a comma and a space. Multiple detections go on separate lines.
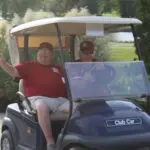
109, 42, 138, 61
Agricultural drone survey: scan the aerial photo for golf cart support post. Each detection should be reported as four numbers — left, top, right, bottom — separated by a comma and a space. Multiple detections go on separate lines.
130, 24, 150, 113
17, 22, 74, 149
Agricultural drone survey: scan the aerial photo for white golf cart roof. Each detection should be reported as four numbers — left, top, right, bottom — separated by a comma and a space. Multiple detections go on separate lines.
10, 16, 142, 36
8, 16, 142, 66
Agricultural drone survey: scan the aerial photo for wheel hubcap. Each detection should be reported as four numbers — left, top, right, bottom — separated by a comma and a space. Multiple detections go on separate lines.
2, 138, 10, 150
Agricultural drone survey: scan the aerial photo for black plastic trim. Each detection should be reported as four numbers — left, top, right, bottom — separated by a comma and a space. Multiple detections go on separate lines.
62, 132, 150, 149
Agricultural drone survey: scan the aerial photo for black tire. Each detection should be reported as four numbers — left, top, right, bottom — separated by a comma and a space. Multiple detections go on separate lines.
64, 146, 87, 150
137, 148, 150, 150
1, 130, 15, 150
69, 147, 85, 150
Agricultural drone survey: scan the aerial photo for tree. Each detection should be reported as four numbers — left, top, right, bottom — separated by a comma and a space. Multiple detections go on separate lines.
0, 19, 18, 109
0, 0, 8, 19
84, 0, 99, 14
41, 0, 68, 15
0, 0, 42, 19
135, 0, 150, 74
119, 0, 136, 17
98, 0, 120, 15
41, 0, 99, 15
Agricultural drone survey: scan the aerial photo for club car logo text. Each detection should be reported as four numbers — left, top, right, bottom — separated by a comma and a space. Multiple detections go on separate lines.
106, 118, 142, 127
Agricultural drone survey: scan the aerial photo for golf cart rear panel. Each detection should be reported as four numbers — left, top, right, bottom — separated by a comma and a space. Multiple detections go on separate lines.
2, 103, 44, 150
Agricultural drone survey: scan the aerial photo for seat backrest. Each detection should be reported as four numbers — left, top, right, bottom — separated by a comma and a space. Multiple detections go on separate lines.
18, 79, 35, 113
19, 79, 25, 94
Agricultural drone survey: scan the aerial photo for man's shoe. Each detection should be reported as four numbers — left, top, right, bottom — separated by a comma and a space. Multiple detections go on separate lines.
47, 144, 56, 150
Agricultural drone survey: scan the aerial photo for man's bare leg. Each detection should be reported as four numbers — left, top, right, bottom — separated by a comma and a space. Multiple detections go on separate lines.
36, 102, 54, 145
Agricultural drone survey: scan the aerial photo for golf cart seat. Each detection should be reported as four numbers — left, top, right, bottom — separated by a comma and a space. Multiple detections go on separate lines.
18, 80, 69, 120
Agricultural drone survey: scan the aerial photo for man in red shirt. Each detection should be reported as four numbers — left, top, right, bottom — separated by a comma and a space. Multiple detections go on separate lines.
76, 40, 101, 62
0, 42, 68, 150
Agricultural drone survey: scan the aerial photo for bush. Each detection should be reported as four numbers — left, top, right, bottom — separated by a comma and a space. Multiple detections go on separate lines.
0, 19, 18, 110
12, 8, 55, 26
65, 7, 91, 16
94, 37, 111, 61
4, 78, 18, 101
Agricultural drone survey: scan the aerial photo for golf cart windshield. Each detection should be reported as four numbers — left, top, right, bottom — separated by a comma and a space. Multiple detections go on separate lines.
65, 61, 150, 101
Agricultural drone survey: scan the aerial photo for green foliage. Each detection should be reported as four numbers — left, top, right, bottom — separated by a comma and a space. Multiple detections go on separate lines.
102, 10, 120, 17
135, 0, 150, 74
94, 37, 111, 61
11, 13, 23, 25
0, 19, 18, 102
0, 69, 10, 88
41, 0, 69, 15
0, 0, 41, 19
110, 42, 138, 61
35, 10, 55, 19
40, 0, 120, 16
119, 0, 136, 17
133, 100, 147, 112
84, 0, 99, 14
0, 0, 130, 20
0, 20, 8, 54
4, 78, 18, 101
65, 7, 91, 16
12, 9, 55, 26
0, 20, 10, 89
53, 51, 72, 66
98, 0, 120, 15
0, 0, 8, 19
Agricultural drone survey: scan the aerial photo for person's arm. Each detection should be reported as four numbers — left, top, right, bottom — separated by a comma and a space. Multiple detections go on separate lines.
57, 65, 66, 84
0, 54, 20, 78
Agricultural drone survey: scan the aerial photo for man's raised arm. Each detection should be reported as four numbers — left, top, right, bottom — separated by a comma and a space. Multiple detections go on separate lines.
0, 53, 20, 78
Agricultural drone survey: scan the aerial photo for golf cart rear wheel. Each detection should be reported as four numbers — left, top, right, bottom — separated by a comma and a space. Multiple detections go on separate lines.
1, 130, 14, 150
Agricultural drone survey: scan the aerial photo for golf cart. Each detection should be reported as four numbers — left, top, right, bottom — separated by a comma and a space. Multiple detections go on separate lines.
1, 16, 150, 150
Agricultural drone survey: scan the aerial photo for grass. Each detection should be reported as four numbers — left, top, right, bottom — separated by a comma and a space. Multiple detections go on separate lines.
108, 42, 148, 111
109, 42, 138, 61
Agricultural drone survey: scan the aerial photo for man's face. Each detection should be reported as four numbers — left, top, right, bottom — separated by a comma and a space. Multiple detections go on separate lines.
37, 48, 53, 65
79, 50, 93, 61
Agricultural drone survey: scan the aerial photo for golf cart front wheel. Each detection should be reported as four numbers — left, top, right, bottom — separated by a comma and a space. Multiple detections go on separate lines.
65, 146, 88, 150
137, 148, 150, 150
1, 130, 14, 150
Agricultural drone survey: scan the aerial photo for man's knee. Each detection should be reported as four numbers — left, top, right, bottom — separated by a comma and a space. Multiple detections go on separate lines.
58, 101, 78, 112
35, 101, 49, 113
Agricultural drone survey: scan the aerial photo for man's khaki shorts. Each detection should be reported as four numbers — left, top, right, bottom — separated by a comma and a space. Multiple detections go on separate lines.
28, 96, 77, 112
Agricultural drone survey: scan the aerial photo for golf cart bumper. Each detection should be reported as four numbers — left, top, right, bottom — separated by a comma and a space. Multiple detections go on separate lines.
62, 132, 150, 149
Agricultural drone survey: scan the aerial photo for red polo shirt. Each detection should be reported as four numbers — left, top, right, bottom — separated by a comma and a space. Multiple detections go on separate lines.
15, 61, 67, 98
75, 58, 101, 62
